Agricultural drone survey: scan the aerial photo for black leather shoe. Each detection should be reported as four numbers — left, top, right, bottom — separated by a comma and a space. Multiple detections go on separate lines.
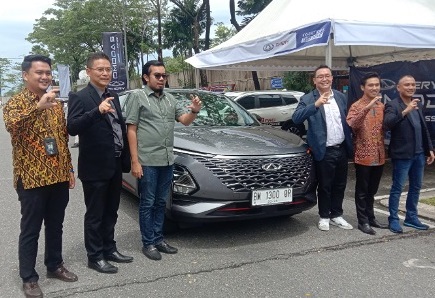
155, 241, 178, 254
88, 259, 118, 274
358, 223, 376, 235
142, 245, 162, 260
369, 219, 389, 229
105, 251, 133, 263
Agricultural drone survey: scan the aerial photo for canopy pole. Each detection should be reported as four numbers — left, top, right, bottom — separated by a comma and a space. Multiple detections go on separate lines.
195, 68, 200, 89
325, 33, 333, 67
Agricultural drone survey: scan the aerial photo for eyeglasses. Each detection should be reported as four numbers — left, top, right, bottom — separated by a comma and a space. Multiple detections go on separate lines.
315, 74, 332, 79
153, 73, 169, 80
90, 67, 112, 74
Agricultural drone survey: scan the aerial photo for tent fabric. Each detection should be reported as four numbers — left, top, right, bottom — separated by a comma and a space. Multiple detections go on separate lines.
186, 0, 435, 71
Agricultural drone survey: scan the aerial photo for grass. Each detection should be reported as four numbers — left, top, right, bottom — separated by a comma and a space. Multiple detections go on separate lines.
420, 197, 435, 206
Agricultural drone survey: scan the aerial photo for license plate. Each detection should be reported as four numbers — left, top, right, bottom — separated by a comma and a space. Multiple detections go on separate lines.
251, 187, 293, 206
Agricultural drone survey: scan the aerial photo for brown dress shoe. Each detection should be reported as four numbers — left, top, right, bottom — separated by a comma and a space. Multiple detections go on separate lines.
23, 282, 43, 298
47, 264, 78, 282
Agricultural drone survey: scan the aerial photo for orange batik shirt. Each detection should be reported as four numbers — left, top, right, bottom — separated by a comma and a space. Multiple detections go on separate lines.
346, 97, 385, 166
3, 88, 73, 189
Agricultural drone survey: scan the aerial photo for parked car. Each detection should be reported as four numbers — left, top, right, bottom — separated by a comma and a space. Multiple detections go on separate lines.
225, 90, 307, 137
119, 89, 316, 229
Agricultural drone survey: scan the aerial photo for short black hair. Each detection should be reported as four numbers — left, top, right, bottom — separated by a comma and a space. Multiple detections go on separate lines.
313, 65, 332, 77
142, 60, 165, 85
86, 52, 110, 68
22, 54, 52, 71
360, 72, 381, 86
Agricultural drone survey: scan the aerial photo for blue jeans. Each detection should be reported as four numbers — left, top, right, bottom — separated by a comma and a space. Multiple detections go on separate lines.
388, 153, 425, 223
138, 165, 173, 246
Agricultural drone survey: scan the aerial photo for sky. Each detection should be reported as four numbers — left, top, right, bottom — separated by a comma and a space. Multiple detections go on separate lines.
0, 0, 237, 62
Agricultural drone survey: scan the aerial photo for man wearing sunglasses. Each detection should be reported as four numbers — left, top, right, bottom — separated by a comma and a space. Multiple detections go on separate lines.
125, 60, 202, 261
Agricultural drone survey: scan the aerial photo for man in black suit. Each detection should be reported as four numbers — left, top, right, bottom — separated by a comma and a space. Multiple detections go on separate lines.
67, 52, 133, 274
384, 75, 434, 233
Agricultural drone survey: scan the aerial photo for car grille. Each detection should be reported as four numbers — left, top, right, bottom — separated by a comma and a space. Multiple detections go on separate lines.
193, 154, 312, 192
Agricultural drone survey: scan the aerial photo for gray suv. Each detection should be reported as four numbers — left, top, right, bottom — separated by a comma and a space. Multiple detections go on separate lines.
119, 89, 316, 229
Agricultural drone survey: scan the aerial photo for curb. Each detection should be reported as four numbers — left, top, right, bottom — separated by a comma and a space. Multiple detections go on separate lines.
376, 188, 435, 222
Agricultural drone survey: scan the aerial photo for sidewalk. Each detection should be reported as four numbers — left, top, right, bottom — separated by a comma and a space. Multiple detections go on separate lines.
376, 188, 435, 222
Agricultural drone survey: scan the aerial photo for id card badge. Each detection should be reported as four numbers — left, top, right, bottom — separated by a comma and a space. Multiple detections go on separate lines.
43, 137, 59, 156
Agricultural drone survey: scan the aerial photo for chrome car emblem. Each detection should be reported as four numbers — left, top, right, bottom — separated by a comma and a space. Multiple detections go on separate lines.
262, 163, 282, 171
263, 43, 274, 52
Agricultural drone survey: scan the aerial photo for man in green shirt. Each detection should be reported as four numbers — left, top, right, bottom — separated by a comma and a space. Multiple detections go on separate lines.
125, 60, 202, 260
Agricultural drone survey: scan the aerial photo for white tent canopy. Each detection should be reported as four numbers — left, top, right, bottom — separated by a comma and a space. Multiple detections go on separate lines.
186, 0, 435, 71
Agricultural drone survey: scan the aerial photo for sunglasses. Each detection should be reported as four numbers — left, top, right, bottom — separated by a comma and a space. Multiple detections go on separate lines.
153, 73, 169, 80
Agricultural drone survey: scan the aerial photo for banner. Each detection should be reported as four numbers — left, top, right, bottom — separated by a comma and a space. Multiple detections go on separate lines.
102, 32, 128, 93
57, 64, 71, 99
349, 60, 435, 146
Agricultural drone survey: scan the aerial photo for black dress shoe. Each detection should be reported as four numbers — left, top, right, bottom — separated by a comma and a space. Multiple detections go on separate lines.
369, 219, 389, 229
358, 223, 376, 235
155, 241, 178, 254
142, 245, 162, 260
88, 259, 118, 274
105, 251, 133, 263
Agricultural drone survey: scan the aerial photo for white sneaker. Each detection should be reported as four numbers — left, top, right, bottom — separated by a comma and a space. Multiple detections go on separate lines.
330, 216, 353, 230
318, 218, 330, 231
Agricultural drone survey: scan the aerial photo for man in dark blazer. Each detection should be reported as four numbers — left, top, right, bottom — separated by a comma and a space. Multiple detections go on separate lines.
67, 52, 133, 274
292, 65, 353, 232
384, 75, 434, 233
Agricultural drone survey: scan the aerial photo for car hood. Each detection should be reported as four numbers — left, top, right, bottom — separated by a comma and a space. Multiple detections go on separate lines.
174, 126, 307, 156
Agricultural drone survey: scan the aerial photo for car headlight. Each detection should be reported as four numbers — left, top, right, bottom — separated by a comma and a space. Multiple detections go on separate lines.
173, 164, 197, 195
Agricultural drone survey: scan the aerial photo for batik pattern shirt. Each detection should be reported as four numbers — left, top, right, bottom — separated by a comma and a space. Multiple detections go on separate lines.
3, 88, 72, 189
346, 97, 385, 166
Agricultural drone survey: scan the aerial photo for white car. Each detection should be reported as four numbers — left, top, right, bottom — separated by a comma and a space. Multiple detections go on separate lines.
225, 90, 307, 137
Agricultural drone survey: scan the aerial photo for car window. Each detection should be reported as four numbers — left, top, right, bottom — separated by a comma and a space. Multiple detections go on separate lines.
236, 95, 256, 110
169, 91, 259, 127
258, 95, 283, 108
283, 95, 298, 105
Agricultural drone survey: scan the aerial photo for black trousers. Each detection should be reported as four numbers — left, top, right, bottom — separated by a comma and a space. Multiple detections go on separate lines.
315, 145, 348, 219
354, 163, 384, 225
82, 158, 122, 261
16, 179, 69, 283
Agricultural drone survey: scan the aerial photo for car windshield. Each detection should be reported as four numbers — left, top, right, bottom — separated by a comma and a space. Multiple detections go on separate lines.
120, 89, 260, 127
171, 90, 259, 127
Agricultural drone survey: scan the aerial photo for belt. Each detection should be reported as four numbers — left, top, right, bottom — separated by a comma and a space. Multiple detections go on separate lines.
327, 143, 343, 149
114, 151, 122, 158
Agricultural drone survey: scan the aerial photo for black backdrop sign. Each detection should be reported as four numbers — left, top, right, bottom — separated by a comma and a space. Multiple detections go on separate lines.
349, 60, 435, 146
102, 32, 127, 93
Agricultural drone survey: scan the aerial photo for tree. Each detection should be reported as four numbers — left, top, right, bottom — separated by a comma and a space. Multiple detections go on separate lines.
27, 0, 156, 82
166, 0, 210, 86
283, 72, 313, 93
2, 62, 24, 97
229, 0, 272, 90
0, 58, 12, 97
211, 22, 236, 47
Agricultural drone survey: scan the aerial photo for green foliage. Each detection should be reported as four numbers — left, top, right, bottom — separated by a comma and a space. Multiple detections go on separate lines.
164, 0, 207, 56
420, 197, 435, 206
283, 72, 313, 93
1, 61, 24, 96
237, 0, 272, 26
211, 22, 236, 47
26, 0, 156, 81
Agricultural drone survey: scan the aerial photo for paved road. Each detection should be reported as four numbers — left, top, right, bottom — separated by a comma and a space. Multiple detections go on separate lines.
1, 116, 434, 298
